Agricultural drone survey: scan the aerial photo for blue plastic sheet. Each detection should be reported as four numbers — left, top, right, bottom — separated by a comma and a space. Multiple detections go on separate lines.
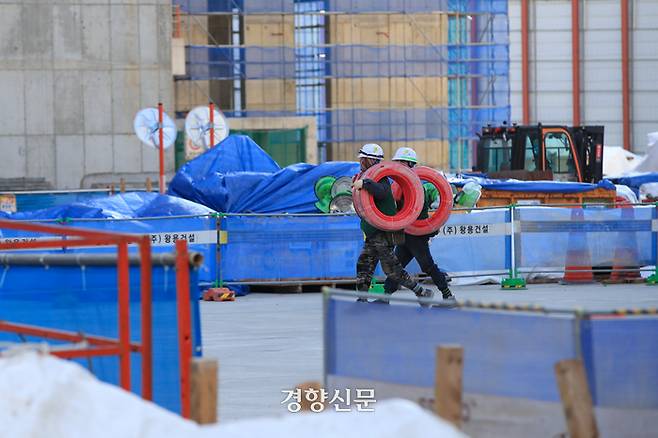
451, 177, 616, 193
169, 135, 359, 213
610, 173, 658, 196
0, 192, 216, 220
13, 191, 112, 213
0, 263, 202, 414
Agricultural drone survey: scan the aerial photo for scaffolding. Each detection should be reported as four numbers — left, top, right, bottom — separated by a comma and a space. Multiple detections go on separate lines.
174, 0, 510, 170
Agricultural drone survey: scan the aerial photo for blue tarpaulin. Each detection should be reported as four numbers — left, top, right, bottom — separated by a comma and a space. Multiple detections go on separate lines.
0, 192, 216, 220
609, 173, 658, 196
451, 176, 616, 193
169, 135, 359, 213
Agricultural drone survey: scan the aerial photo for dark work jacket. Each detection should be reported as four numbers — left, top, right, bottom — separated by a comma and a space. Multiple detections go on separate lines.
359, 178, 397, 237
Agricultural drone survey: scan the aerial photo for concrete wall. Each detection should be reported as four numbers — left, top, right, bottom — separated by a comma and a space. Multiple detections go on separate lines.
0, 1, 174, 190
509, 0, 658, 152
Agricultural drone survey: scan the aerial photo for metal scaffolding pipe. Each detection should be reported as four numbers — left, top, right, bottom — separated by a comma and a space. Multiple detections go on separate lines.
571, 0, 581, 126
621, 0, 631, 150
521, 0, 530, 124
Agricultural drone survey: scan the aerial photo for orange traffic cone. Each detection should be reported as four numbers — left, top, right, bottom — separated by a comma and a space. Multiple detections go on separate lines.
561, 208, 594, 284
607, 205, 641, 283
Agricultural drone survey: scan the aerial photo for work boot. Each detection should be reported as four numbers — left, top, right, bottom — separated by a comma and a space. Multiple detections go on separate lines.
441, 288, 458, 308
441, 269, 452, 283
413, 285, 434, 308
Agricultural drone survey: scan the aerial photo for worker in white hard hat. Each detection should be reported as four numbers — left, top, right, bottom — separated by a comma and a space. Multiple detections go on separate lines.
352, 144, 433, 304
382, 146, 457, 306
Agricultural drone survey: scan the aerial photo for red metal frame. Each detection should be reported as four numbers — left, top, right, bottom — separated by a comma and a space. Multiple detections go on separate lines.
0, 219, 152, 400
174, 5, 182, 39
139, 235, 153, 400
571, 0, 581, 126
521, 0, 530, 124
621, 0, 631, 151
158, 102, 166, 194
175, 239, 193, 418
0, 220, 194, 413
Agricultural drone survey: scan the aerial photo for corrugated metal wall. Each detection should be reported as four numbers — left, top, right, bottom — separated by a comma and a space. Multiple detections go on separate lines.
509, 0, 658, 152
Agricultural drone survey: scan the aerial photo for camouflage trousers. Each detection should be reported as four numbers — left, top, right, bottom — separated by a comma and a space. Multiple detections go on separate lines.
356, 232, 419, 292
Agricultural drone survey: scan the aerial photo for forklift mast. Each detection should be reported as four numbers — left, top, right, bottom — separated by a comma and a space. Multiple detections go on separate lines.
475, 124, 604, 183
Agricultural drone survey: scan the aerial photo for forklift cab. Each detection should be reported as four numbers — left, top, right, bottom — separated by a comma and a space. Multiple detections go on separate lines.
475, 124, 604, 183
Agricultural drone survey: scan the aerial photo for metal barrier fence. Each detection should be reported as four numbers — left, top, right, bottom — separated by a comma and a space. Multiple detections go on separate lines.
322, 288, 658, 436
1, 204, 656, 289
215, 204, 657, 288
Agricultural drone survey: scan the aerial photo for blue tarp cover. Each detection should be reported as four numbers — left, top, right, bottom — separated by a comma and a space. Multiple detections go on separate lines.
0, 192, 215, 220
169, 135, 359, 213
452, 176, 616, 193
609, 173, 658, 195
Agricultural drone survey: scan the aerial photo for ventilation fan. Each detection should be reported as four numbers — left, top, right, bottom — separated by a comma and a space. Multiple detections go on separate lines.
329, 194, 355, 213
133, 107, 177, 149
185, 105, 229, 148
331, 176, 353, 198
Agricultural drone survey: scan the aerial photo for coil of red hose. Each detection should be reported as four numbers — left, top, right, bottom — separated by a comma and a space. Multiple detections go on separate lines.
403, 166, 453, 236
352, 162, 424, 231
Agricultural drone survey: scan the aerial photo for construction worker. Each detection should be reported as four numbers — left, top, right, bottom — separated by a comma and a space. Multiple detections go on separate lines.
383, 147, 457, 305
352, 143, 434, 304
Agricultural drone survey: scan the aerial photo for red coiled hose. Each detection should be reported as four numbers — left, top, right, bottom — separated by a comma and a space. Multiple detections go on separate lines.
352, 162, 423, 231
391, 167, 453, 236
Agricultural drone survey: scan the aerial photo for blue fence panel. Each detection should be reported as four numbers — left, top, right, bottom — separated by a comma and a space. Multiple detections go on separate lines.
220, 214, 362, 282
326, 296, 577, 401
582, 316, 658, 409
0, 263, 202, 414
219, 211, 509, 283
67, 216, 219, 285
517, 206, 654, 271
426, 208, 509, 274
0, 216, 219, 285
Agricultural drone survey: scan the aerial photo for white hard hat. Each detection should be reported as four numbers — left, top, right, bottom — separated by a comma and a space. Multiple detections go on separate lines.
358, 143, 384, 160
392, 147, 418, 163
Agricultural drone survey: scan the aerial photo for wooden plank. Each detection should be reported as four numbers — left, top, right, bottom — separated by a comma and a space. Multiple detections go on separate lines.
245, 79, 296, 111
244, 14, 294, 47
434, 345, 463, 428
190, 357, 218, 424
554, 359, 599, 438
332, 76, 448, 109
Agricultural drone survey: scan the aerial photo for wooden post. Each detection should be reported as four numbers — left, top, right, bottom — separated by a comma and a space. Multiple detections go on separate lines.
119, 178, 126, 193
296, 381, 323, 412
434, 345, 463, 427
190, 358, 218, 424
146, 177, 152, 193
554, 359, 599, 438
